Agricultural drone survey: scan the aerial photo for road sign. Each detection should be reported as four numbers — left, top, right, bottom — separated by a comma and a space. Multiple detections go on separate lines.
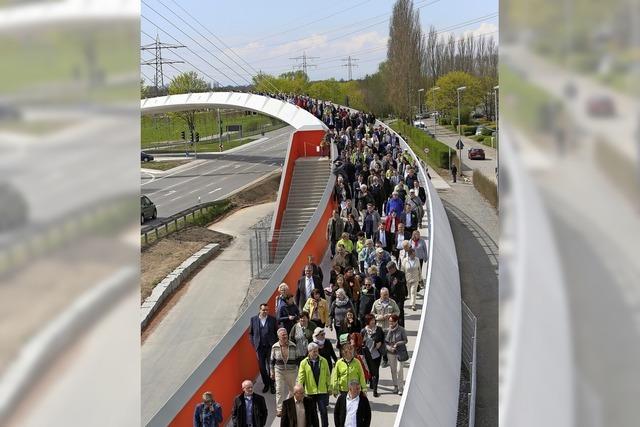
456, 139, 464, 150
423, 148, 429, 154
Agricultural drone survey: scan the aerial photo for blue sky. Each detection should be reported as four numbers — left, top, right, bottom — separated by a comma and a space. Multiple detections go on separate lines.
141, 0, 498, 86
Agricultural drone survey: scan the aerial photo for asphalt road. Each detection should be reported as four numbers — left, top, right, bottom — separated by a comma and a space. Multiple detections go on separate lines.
140, 126, 293, 222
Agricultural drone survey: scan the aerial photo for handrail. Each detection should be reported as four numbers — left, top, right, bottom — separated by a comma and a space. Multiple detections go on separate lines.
144, 131, 334, 426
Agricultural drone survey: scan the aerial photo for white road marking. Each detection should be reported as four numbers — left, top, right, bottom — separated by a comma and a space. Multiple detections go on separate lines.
169, 195, 183, 202
164, 190, 176, 196
208, 187, 222, 194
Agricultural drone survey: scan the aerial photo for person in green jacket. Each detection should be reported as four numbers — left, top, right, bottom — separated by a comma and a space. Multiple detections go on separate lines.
297, 343, 331, 427
330, 341, 367, 396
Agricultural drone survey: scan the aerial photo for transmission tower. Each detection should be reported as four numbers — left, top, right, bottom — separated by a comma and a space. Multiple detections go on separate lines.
289, 51, 318, 77
141, 34, 186, 93
341, 56, 359, 81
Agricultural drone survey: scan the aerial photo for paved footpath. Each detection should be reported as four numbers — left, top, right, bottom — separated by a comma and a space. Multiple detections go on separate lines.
438, 181, 498, 427
420, 118, 498, 183
141, 202, 276, 426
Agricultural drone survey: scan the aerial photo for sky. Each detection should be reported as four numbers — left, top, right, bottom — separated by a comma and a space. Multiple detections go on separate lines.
140, 0, 498, 87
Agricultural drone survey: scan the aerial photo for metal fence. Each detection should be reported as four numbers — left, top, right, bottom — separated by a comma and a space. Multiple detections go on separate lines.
140, 200, 229, 246
249, 223, 301, 279
462, 300, 478, 427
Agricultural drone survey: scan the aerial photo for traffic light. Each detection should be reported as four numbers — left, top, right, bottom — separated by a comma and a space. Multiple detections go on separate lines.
190, 130, 194, 142
180, 131, 185, 139
195, 132, 200, 142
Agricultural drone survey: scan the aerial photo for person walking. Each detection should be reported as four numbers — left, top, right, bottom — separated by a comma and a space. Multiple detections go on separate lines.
330, 289, 355, 335
289, 312, 317, 364
401, 248, 421, 311
280, 384, 319, 427
296, 266, 323, 312
312, 327, 338, 372
297, 343, 331, 427
386, 261, 407, 327
333, 380, 372, 427
248, 304, 278, 393
451, 163, 458, 183
326, 210, 345, 258
385, 315, 408, 395
270, 328, 300, 417
303, 289, 329, 328
194, 391, 223, 427
331, 342, 367, 396
278, 294, 301, 334
357, 279, 376, 324
361, 314, 384, 397
232, 380, 268, 427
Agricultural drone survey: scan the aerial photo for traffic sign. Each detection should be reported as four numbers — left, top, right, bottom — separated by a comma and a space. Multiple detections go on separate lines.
456, 139, 464, 150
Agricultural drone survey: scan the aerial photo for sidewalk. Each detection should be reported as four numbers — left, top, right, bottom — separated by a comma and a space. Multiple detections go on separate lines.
423, 118, 498, 183
141, 202, 276, 425
255, 233, 429, 426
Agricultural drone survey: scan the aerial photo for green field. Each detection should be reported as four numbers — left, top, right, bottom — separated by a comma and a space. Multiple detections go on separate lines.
141, 111, 285, 146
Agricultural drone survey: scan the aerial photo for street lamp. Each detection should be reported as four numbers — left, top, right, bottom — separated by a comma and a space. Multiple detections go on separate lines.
456, 86, 467, 176
430, 86, 443, 162
493, 85, 499, 149
417, 88, 424, 116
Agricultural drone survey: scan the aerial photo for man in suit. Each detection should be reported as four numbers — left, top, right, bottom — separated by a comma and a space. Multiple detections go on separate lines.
232, 380, 268, 427
296, 266, 324, 311
333, 380, 371, 427
249, 304, 278, 393
280, 384, 319, 427
373, 222, 390, 252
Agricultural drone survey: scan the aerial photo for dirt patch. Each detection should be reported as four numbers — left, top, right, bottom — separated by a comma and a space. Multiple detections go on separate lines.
228, 172, 281, 207
140, 228, 232, 302
140, 171, 280, 310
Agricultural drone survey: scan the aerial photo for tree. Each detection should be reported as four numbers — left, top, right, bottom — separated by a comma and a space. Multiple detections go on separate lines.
386, 0, 424, 121
168, 71, 209, 136
432, 71, 483, 125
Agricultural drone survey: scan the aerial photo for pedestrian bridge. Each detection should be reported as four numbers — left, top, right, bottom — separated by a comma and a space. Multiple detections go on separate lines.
140, 93, 462, 426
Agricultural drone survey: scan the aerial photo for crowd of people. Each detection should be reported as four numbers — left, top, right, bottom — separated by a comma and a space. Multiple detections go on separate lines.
194, 95, 430, 427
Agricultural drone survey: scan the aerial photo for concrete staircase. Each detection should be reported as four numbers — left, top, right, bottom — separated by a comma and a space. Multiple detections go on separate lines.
272, 157, 330, 262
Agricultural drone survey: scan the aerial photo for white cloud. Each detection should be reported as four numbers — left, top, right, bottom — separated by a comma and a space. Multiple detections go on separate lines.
463, 22, 498, 39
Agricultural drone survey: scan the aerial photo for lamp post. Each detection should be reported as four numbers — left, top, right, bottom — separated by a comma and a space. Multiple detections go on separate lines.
493, 85, 499, 149
417, 88, 424, 117
456, 86, 467, 176
430, 86, 443, 162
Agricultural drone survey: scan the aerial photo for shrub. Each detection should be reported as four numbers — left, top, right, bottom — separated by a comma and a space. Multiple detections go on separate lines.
473, 169, 498, 208
389, 120, 453, 169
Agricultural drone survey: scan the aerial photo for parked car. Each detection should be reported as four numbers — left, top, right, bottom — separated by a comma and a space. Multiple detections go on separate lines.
140, 195, 157, 224
586, 95, 615, 117
141, 151, 154, 162
468, 148, 486, 160
0, 181, 28, 231
475, 126, 486, 136
413, 120, 426, 128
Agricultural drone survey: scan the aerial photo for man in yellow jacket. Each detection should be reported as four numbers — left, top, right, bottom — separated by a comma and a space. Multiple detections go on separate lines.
297, 343, 331, 427
330, 340, 367, 397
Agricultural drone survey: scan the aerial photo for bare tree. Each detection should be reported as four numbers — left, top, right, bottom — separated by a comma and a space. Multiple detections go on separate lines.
386, 0, 424, 121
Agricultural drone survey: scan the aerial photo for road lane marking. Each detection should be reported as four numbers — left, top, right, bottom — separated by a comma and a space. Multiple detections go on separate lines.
169, 195, 183, 201
164, 190, 176, 196
208, 187, 222, 194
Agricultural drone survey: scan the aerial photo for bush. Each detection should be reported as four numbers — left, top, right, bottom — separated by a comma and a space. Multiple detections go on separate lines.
389, 120, 453, 169
473, 169, 498, 208
462, 125, 477, 136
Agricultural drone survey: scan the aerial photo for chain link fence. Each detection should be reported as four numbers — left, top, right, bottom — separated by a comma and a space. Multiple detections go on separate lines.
461, 300, 478, 427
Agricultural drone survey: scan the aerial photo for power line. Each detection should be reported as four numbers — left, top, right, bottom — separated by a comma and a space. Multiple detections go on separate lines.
140, 34, 185, 92
141, 29, 224, 87
341, 56, 359, 81
142, 1, 247, 87
163, 0, 281, 93
289, 51, 319, 76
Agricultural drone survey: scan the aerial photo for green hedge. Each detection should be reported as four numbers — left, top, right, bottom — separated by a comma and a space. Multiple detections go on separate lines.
473, 169, 498, 208
389, 120, 454, 169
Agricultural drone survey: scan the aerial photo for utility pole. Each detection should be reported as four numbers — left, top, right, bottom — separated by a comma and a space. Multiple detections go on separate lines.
141, 34, 185, 95
289, 51, 318, 77
217, 108, 223, 152
457, 86, 467, 177
341, 56, 359, 81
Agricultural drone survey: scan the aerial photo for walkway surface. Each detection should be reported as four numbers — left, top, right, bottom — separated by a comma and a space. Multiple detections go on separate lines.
254, 238, 429, 426
439, 182, 499, 427
420, 118, 498, 183
141, 202, 276, 425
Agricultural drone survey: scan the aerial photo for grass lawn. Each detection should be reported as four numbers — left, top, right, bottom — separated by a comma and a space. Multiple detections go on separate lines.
148, 136, 258, 154
141, 160, 190, 171
141, 111, 285, 145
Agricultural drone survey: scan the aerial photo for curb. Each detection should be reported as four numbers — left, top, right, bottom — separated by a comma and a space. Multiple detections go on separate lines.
140, 243, 220, 330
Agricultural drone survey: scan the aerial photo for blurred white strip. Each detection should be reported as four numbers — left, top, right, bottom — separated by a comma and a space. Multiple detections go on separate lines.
499, 126, 574, 426
0, 267, 137, 424
0, 0, 138, 33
